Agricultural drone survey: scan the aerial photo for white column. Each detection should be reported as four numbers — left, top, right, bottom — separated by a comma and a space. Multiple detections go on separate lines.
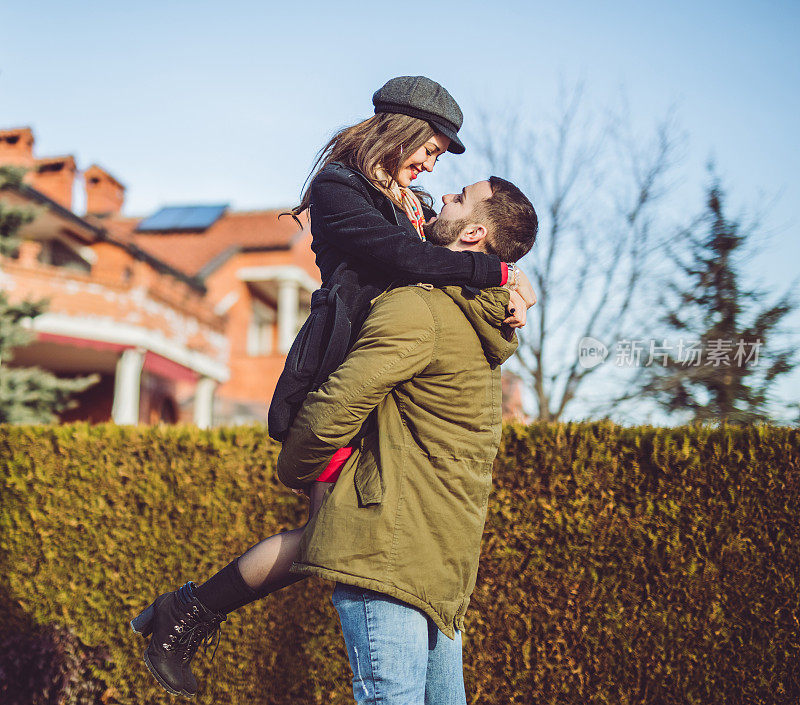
194, 377, 217, 429
112, 348, 144, 424
277, 278, 299, 354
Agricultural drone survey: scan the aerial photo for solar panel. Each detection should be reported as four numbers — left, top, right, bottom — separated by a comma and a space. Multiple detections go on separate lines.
136, 204, 229, 232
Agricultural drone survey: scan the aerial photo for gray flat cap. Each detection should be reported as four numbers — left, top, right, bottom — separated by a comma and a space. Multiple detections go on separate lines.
372, 75, 465, 154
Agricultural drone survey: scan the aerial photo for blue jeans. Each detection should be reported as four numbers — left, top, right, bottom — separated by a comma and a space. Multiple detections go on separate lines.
332, 583, 467, 705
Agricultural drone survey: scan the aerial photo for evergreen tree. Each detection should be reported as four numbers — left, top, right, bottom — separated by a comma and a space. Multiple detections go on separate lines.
639, 172, 796, 424
0, 166, 97, 423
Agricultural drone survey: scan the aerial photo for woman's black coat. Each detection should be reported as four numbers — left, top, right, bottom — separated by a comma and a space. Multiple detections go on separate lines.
267, 162, 505, 441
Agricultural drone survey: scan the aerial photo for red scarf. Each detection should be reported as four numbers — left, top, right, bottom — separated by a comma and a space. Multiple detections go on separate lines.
399, 188, 426, 241
375, 167, 426, 241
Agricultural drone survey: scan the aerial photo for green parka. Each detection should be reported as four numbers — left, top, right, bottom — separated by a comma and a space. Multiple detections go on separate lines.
277, 283, 517, 637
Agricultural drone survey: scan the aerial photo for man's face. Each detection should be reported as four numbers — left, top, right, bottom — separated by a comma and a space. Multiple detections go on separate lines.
425, 180, 493, 248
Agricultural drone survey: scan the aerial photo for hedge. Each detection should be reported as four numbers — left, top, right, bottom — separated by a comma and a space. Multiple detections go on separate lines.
0, 422, 798, 704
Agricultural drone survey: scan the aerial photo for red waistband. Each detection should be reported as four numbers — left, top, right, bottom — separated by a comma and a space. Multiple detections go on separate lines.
316, 446, 354, 483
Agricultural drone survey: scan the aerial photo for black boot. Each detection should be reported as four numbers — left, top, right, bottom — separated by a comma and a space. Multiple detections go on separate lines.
130, 582, 226, 698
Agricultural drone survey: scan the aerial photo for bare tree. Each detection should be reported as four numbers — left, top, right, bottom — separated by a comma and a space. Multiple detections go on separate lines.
447, 85, 683, 421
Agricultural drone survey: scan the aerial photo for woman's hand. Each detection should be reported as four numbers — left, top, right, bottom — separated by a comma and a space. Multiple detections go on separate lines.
515, 268, 537, 308
503, 268, 536, 328
504, 289, 528, 328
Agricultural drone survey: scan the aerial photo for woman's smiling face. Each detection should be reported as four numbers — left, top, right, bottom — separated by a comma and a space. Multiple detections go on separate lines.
395, 133, 451, 187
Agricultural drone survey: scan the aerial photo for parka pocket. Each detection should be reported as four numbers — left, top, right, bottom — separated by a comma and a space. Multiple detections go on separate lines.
354, 432, 383, 507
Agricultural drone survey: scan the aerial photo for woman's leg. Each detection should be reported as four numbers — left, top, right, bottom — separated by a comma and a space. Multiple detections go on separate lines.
235, 482, 329, 596
194, 482, 331, 614
132, 484, 332, 697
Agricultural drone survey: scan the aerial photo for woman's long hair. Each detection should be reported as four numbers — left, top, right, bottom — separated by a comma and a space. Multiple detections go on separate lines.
286, 113, 437, 225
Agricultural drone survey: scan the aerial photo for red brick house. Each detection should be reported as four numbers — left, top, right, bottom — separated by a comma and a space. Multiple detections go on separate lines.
0, 126, 318, 426
1, 126, 529, 426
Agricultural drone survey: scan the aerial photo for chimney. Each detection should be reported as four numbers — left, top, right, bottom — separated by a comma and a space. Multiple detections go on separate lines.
84, 164, 125, 217
29, 155, 77, 211
0, 127, 36, 168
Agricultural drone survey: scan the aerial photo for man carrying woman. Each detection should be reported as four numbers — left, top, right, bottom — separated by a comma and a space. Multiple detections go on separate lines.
132, 75, 537, 702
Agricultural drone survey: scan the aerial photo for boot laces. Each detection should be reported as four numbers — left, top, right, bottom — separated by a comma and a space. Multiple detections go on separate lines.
176, 613, 226, 663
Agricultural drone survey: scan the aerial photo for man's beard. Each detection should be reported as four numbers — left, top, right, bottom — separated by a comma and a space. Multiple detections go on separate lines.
425, 216, 470, 247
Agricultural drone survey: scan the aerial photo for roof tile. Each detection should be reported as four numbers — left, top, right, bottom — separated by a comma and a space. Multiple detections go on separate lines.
105, 209, 308, 278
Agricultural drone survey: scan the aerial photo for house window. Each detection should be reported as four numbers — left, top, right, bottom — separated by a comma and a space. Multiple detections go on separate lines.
247, 300, 275, 356
38, 161, 65, 174
37, 239, 91, 273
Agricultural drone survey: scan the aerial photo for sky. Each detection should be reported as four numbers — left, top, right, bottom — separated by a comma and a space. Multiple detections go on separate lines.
1, 0, 798, 420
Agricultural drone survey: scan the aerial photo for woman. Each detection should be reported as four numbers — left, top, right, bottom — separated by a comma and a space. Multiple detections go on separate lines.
131, 75, 534, 698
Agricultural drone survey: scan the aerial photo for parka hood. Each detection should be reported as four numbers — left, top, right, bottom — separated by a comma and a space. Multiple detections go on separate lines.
441, 285, 518, 366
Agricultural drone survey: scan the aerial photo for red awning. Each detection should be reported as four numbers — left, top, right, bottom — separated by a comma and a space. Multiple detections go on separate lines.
36, 332, 128, 353
143, 351, 199, 383
34, 333, 200, 383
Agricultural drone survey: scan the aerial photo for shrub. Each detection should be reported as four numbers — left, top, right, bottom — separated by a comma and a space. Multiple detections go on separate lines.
0, 422, 798, 704
0, 622, 112, 705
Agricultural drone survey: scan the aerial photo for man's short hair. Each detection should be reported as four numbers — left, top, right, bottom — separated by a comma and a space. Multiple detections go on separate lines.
478, 176, 538, 262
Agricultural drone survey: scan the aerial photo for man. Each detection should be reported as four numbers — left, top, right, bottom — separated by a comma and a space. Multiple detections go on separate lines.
277, 177, 538, 704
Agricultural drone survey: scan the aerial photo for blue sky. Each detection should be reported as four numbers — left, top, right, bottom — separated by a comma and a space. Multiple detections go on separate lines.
2, 0, 798, 419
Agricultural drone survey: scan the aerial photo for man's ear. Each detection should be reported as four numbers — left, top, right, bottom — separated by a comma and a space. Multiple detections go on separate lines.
459, 224, 488, 245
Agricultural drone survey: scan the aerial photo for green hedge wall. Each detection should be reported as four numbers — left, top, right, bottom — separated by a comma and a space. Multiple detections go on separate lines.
1, 422, 798, 704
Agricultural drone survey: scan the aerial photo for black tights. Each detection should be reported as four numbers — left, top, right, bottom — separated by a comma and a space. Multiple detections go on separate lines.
194, 483, 329, 614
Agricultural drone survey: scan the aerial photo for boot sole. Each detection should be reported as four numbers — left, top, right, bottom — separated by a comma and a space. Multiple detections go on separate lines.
143, 648, 196, 699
